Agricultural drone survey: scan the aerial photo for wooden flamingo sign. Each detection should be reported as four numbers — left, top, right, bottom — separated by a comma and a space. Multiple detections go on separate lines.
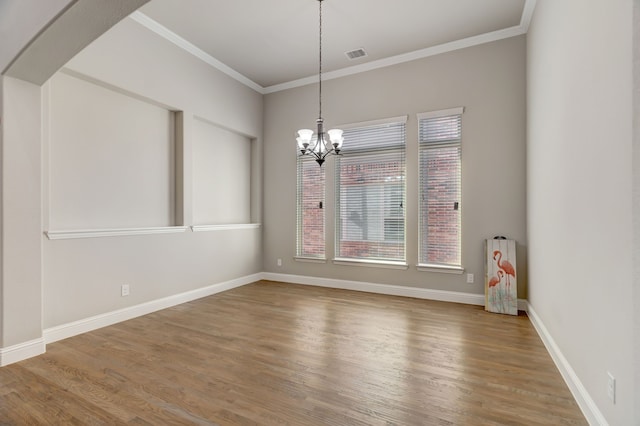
485, 239, 517, 315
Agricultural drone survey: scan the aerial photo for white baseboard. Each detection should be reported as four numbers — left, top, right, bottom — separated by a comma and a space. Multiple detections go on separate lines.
0, 338, 46, 366
261, 272, 528, 311
44, 273, 262, 344
7, 272, 526, 366
1, 274, 603, 424
5, 273, 601, 424
526, 303, 607, 426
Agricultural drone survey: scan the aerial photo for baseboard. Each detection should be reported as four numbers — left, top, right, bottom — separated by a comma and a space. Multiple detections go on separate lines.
43, 272, 527, 346
526, 303, 607, 426
0, 338, 46, 366
44, 273, 262, 344
1, 275, 605, 423
19, 271, 527, 365
261, 272, 528, 311
8, 274, 602, 423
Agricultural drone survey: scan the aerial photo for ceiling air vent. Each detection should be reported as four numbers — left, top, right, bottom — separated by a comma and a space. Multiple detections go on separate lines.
345, 48, 367, 60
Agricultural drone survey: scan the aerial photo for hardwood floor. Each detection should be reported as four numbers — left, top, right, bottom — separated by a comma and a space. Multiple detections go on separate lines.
0, 281, 586, 425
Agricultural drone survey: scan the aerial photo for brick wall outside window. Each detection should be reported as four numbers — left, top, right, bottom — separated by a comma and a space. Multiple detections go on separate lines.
336, 152, 405, 261
420, 146, 461, 265
297, 158, 324, 258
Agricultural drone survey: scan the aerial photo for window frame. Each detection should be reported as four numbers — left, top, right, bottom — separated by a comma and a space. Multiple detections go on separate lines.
417, 107, 464, 272
333, 116, 408, 267
295, 153, 326, 261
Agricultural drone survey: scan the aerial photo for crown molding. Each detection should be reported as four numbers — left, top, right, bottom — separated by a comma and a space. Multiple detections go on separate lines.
131, 0, 537, 95
129, 11, 265, 94
263, 25, 527, 94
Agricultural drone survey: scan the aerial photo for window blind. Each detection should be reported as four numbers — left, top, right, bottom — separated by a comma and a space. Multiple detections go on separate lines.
296, 155, 325, 258
336, 120, 406, 262
418, 110, 462, 267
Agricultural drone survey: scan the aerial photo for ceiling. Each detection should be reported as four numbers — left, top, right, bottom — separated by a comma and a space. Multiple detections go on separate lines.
135, 0, 533, 93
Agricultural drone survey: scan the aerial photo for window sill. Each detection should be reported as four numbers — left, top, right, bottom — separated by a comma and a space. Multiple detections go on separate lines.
294, 256, 327, 264
45, 224, 262, 240
333, 258, 409, 270
191, 223, 261, 232
44, 226, 189, 240
417, 264, 464, 274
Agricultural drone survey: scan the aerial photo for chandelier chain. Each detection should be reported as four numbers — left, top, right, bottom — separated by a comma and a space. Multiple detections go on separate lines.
318, 0, 322, 120
295, 0, 342, 167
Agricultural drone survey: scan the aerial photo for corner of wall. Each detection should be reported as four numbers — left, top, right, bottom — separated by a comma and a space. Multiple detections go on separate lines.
632, 0, 640, 422
526, 302, 607, 425
0, 338, 45, 367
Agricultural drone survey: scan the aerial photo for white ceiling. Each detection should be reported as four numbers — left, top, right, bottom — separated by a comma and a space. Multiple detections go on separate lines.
136, 0, 533, 93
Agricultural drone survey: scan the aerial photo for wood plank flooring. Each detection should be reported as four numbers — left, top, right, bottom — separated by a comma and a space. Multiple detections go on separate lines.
0, 281, 586, 425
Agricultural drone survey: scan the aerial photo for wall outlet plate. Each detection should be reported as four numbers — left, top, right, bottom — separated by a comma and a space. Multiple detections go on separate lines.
607, 372, 616, 403
466, 273, 474, 284
121, 284, 130, 297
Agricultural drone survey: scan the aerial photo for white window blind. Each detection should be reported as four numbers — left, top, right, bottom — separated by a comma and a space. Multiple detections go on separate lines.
336, 119, 406, 262
296, 155, 325, 258
418, 108, 463, 267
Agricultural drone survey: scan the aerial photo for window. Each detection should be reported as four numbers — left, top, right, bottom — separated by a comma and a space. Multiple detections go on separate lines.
418, 108, 463, 268
296, 155, 325, 259
336, 117, 406, 263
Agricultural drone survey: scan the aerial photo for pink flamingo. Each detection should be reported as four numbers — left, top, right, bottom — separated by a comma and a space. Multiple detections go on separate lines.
493, 250, 515, 292
488, 270, 504, 302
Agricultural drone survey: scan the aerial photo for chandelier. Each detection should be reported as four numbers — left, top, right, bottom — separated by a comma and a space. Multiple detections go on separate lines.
296, 0, 343, 167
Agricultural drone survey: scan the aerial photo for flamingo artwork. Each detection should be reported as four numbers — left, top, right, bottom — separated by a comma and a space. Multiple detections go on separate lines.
485, 239, 518, 315
487, 270, 504, 304
493, 250, 516, 291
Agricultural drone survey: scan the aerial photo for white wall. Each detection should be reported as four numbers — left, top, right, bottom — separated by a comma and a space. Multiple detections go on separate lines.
192, 118, 252, 225
0, 77, 2, 347
263, 36, 527, 296
634, 0, 640, 420
0, 77, 43, 347
0, 0, 192, 360
40, 17, 263, 328
47, 72, 176, 230
0, 0, 72, 74
3, 0, 150, 85
527, 1, 634, 424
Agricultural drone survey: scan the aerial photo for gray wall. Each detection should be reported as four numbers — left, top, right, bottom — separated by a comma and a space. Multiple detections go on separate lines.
38, 17, 264, 328
47, 72, 176, 230
263, 36, 527, 297
635, 0, 640, 420
2, 15, 262, 332
1, 76, 43, 347
0, 0, 72, 73
527, 0, 634, 424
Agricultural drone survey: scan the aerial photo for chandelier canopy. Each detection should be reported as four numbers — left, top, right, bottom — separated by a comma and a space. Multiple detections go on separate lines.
296, 0, 343, 167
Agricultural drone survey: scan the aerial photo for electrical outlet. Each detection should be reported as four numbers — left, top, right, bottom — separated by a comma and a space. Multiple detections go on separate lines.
607, 372, 616, 403
277, 258, 282, 267
121, 284, 130, 297
466, 273, 474, 284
